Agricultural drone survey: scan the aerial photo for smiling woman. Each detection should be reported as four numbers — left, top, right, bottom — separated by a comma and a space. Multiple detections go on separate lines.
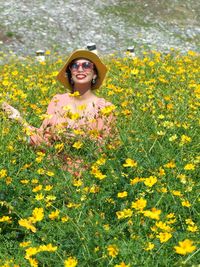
1, 49, 116, 146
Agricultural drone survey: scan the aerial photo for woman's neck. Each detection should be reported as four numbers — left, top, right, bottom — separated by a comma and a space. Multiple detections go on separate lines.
72, 89, 97, 103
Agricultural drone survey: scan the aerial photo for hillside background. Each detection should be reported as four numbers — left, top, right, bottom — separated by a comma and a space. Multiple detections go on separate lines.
0, 0, 200, 56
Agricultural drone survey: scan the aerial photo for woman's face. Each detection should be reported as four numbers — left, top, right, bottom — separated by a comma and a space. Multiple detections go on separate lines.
69, 58, 97, 86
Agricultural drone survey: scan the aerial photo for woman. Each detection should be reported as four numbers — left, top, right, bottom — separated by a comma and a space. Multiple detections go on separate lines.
1, 49, 115, 147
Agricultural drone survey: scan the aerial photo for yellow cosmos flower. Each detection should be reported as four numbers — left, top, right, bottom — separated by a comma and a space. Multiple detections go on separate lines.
180, 135, 191, 145
164, 161, 176, 168
49, 210, 60, 220
131, 68, 139, 75
72, 141, 83, 149
31, 207, 44, 222
114, 262, 130, 267
19, 241, 31, 247
174, 239, 196, 255
18, 218, 36, 233
116, 208, 133, 219
0, 169, 7, 179
64, 256, 78, 267
28, 257, 38, 267
184, 163, 195, 171
61, 216, 70, 223
46, 171, 54, 177
32, 185, 43, 192
107, 244, 119, 257
90, 165, 106, 180
156, 232, 172, 243
144, 176, 157, 187
144, 242, 155, 251
143, 208, 161, 220
54, 143, 64, 152
123, 158, 137, 167
117, 191, 128, 198
100, 105, 116, 115
35, 193, 44, 200
131, 198, 147, 211
69, 91, 80, 97
0, 216, 12, 223
181, 199, 191, 207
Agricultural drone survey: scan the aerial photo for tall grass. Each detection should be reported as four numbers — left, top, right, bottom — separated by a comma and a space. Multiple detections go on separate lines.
0, 49, 199, 267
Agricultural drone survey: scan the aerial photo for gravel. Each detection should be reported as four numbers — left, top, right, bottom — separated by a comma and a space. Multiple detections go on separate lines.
0, 0, 199, 57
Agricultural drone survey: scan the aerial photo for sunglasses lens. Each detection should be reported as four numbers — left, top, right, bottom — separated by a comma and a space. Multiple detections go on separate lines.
82, 62, 92, 69
70, 62, 79, 70
70, 62, 93, 71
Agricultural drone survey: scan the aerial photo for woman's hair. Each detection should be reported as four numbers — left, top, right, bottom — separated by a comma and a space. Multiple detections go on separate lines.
65, 58, 98, 90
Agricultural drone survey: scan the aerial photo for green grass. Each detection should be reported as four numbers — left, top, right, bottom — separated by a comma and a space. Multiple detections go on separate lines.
0, 50, 200, 266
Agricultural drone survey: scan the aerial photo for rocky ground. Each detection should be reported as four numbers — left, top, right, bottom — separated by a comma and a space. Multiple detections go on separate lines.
0, 0, 199, 57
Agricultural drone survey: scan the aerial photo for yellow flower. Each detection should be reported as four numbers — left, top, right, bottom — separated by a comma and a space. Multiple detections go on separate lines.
32, 185, 43, 192
181, 199, 191, 207
187, 225, 198, 232
114, 262, 130, 267
38, 243, 57, 252
19, 241, 31, 247
69, 91, 80, 97
116, 208, 133, 219
117, 191, 128, 198
156, 232, 172, 243
44, 185, 53, 191
172, 190, 183, 197
164, 161, 176, 168
107, 244, 119, 257
55, 142, 64, 152
131, 68, 139, 75
28, 257, 39, 267
103, 224, 110, 231
144, 176, 157, 187
35, 193, 44, 200
49, 210, 60, 220
123, 158, 137, 167
100, 105, 116, 115
143, 208, 161, 220
0, 169, 7, 179
130, 177, 144, 185
64, 256, 78, 267
0, 216, 12, 223
18, 218, 36, 233
25, 247, 38, 259
90, 165, 106, 180
45, 50, 51, 55
180, 135, 191, 145
131, 198, 147, 211
155, 221, 173, 232
184, 163, 195, 171
61, 216, 70, 223
72, 179, 83, 187
31, 207, 44, 222
144, 242, 155, 251
46, 171, 54, 177
72, 141, 83, 149
174, 239, 196, 255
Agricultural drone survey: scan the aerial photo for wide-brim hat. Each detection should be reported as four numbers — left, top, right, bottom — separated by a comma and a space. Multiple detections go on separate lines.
56, 49, 108, 90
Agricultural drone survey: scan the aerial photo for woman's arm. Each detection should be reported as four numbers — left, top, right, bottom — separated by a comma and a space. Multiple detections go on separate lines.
1, 97, 60, 146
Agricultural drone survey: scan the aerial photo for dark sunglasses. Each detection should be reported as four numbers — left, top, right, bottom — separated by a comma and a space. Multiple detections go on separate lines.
69, 61, 94, 72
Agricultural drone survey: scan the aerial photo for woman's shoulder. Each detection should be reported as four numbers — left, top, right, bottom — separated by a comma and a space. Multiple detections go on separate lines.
50, 93, 71, 104
96, 97, 113, 108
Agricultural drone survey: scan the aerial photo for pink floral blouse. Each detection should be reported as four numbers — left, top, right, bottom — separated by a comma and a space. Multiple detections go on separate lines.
28, 93, 114, 146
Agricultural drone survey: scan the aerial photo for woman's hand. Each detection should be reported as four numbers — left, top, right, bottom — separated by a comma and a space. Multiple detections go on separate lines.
1, 102, 21, 120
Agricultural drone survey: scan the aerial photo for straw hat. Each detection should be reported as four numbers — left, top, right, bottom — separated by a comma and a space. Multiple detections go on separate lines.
57, 49, 108, 90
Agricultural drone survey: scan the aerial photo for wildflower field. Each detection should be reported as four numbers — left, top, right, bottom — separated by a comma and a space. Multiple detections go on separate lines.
0, 50, 199, 267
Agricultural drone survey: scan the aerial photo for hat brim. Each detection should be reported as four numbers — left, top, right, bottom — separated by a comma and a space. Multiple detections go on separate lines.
56, 49, 108, 90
